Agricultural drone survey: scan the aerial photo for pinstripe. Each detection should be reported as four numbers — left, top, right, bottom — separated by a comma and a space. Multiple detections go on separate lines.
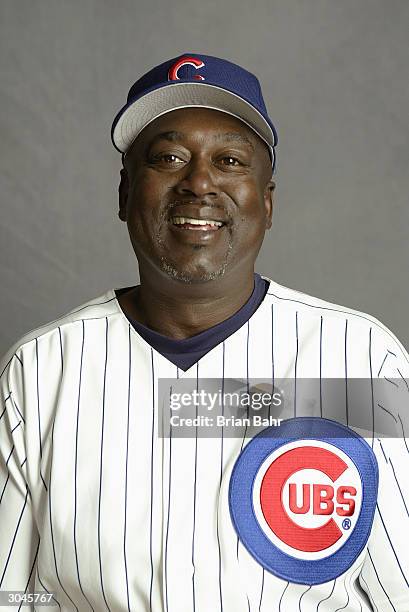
17, 536, 40, 612
69, 296, 116, 316
377, 403, 397, 423
246, 319, 250, 420
164, 366, 179, 611
348, 563, 363, 612
298, 584, 311, 611
369, 328, 375, 448
258, 569, 264, 612
397, 414, 409, 454
0, 355, 14, 381
376, 503, 409, 587
0, 444, 14, 476
0, 473, 10, 504
389, 459, 409, 516
58, 327, 63, 375
97, 318, 111, 612
0, 405, 6, 421
35, 340, 47, 492
37, 566, 61, 610
0, 354, 22, 382
0, 486, 29, 586
236, 321, 251, 561
48, 367, 78, 610
58, 323, 63, 376
271, 303, 275, 416
0, 445, 16, 543
360, 574, 378, 612
377, 352, 389, 377
9, 394, 25, 424
35, 339, 42, 460
316, 579, 336, 610
319, 316, 323, 417
5, 445, 13, 466
278, 582, 289, 611
344, 319, 348, 426
123, 325, 131, 612
191, 362, 199, 612
73, 321, 94, 611
149, 348, 155, 612
164, 379, 174, 612
396, 367, 409, 391
294, 312, 299, 417
334, 574, 349, 611
377, 439, 388, 463
10, 422, 21, 434
216, 342, 225, 612
368, 550, 396, 611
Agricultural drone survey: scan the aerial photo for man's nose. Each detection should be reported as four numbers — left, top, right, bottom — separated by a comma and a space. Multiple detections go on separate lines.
174, 157, 219, 198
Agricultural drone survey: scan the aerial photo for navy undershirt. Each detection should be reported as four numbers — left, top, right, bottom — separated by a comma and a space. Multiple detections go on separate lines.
118, 273, 269, 371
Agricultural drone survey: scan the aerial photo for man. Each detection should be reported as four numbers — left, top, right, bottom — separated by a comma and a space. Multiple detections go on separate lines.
0, 53, 408, 611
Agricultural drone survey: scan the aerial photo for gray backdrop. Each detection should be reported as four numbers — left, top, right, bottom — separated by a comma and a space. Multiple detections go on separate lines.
1, 0, 408, 355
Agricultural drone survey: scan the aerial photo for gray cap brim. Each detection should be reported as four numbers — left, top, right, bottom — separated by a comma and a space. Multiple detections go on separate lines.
111, 82, 277, 156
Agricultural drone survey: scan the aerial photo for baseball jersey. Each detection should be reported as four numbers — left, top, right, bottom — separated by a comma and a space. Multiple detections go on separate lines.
1, 275, 408, 611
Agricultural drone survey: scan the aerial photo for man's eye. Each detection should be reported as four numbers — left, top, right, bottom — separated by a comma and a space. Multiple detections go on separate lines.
220, 156, 241, 166
153, 154, 185, 164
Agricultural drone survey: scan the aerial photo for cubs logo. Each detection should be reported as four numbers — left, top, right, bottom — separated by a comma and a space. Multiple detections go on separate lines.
229, 417, 378, 584
168, 56, 205, 81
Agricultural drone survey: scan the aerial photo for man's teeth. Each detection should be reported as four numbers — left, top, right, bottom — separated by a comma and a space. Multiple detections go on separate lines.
171, 217, 223, 227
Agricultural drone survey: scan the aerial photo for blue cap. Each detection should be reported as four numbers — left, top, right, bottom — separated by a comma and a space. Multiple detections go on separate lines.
111, 53, 278, 172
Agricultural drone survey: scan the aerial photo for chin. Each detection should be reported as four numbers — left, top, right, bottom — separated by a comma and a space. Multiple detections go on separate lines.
159, 257, 229, 284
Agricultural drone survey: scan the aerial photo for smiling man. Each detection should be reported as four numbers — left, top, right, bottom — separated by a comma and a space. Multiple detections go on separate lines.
1, 53, 409, 611
116, 106, 274, 341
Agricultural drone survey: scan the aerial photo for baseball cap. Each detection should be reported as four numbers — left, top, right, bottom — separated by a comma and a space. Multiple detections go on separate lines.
111, 53, 278, 172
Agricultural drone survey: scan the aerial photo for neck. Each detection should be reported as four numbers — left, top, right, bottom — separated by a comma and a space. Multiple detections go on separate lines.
120, 265, 257, 340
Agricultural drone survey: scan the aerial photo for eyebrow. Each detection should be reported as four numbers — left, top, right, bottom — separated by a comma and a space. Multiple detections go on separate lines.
214, 132, 255, 150
148, 130, 255, 150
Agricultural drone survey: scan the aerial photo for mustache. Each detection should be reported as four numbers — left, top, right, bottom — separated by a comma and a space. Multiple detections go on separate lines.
165, 199, 233, 219
167, 198, 221, 208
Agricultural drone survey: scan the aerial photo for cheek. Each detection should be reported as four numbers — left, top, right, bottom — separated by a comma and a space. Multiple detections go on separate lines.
231, 183, 267, 241
127, 177, 165, 232
234, 217, 266, 255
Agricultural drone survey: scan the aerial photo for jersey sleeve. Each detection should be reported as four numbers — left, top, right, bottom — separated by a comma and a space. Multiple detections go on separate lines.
0, 351, 40, 600
358, 329, 409, 611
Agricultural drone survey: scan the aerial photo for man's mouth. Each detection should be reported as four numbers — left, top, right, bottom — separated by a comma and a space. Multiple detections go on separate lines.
170, 216, 225, 231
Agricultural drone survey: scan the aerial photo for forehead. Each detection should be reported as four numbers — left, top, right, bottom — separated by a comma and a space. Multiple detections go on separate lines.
133, 107, 262, 149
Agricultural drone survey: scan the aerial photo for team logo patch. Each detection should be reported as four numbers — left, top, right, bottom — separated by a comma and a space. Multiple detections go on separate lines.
229, 417, 378, 584
168, 56, 205, 81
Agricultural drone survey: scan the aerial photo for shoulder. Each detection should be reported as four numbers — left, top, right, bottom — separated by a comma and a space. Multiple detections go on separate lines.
261, 275, 409, 366
0, 289, 120, 378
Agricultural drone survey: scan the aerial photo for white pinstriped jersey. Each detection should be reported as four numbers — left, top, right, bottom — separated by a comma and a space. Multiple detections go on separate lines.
1, 276, 408, 611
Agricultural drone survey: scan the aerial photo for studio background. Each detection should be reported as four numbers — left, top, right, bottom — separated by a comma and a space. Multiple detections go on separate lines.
1, 0, 408, 356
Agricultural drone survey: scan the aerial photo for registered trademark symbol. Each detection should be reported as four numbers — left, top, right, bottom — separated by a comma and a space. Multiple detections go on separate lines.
342, 518, 352, 530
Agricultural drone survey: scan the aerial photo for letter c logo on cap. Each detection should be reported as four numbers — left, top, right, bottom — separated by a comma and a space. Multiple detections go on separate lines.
168, 56, 205, 81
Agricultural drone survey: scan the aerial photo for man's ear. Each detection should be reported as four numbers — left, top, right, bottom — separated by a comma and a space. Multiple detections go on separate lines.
118, 167, 129, 222
264, 180, 276, 230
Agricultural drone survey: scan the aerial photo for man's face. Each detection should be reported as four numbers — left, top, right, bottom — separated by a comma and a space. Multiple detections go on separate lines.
119, 108, 275, 283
